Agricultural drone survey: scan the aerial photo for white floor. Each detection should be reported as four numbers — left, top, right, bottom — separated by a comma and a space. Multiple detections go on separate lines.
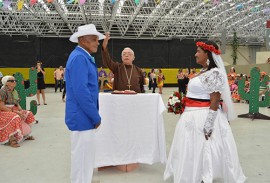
0, 87, 270, 183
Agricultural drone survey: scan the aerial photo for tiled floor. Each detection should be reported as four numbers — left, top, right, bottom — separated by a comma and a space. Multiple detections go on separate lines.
0, 88, 269, 183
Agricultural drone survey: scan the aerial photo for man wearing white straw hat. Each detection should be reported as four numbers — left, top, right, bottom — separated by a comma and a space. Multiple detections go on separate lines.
65, 24, 105, 183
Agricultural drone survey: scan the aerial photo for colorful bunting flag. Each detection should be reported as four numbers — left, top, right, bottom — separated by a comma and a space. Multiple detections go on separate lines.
263, 8, 270, 14
251, 6, 259, 12
236, 3, 244, 11
3, 0, 12, 9
111, 0, 115, 5
135, 0, 139, 5
67, 0, 75, 4
0, 0, 3, 8
144, 0, 148, 4
79, 0, 86, 5
155, 0, 160, 4
47, 0, 53, 3
30, 0, 37, 6
17, 0, 24, 10
213, 0, 219, 5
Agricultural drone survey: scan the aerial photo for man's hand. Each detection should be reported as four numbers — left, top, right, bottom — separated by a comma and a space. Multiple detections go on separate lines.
102, 32, 110, 50
95, 122, 101, 129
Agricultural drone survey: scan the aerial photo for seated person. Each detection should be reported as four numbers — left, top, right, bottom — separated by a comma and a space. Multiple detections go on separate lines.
0, 76, 35, 148
98, 67, 108, 91
230, 81, 238, 93
231, 89, 240, 103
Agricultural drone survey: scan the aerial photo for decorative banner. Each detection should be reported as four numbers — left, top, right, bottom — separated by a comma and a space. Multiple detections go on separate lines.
47, 0, 53, 3
111, 0, 115, 5
30, 0, 37, 6
0, 0, 3, 8
236, 3, 244, 11
3, 0, 12, 9
74, 0, 78, 4
155, 0, 160, 4
213, 0, 219, 5
67, 0, 74, 4
79, 0, 86, 5
251, 6, 259, 12
135, 0, 139, 5
17, 0, 24, 10
263, 8, 270, 14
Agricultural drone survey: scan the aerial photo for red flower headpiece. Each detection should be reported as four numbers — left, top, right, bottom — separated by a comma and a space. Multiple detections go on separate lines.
196, 42, 221, 55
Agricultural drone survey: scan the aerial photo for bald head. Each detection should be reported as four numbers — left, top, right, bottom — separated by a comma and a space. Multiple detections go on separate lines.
121, 47, 134, 56
121, 47, 135, 65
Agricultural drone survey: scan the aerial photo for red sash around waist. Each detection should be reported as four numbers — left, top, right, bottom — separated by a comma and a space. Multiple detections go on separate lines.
181, 97, 210, 113
183, 97, 211, 107
182, 97, 222, 113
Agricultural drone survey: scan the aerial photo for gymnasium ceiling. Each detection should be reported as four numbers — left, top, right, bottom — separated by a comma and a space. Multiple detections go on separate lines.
0, 0, 270, 45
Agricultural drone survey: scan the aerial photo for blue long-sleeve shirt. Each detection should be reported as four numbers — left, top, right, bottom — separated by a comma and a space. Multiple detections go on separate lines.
65, 46, 101, 131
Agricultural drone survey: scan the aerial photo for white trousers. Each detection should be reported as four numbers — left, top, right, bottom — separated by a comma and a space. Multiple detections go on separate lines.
71, 130, 95, 183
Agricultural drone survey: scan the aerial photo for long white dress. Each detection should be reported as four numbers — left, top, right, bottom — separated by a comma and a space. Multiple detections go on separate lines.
164, 68, 247, 183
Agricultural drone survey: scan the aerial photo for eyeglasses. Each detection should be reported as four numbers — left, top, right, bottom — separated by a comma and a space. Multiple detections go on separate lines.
7, 80, 17, 83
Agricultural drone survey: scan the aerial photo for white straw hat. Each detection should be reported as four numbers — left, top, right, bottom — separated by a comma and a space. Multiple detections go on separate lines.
69, 24, 105, 43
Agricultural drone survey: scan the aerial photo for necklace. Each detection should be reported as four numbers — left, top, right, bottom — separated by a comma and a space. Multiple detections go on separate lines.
124, 64, 134, 90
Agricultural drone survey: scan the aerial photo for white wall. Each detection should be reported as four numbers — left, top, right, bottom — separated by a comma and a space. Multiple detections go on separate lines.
221, 46, 250, 65
256, 51, 270, 64
221, 45, 268, 65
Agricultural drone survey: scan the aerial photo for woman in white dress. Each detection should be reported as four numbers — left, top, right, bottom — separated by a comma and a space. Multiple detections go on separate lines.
164, 41, 247, 183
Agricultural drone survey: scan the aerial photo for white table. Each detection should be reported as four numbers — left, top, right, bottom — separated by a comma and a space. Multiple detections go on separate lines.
94, 93, 167, 168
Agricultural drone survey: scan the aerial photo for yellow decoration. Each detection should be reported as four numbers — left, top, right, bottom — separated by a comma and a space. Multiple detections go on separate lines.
17, 0, 24, 10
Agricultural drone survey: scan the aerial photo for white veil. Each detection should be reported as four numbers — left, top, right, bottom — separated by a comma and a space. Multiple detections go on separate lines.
212, 53, 236, 121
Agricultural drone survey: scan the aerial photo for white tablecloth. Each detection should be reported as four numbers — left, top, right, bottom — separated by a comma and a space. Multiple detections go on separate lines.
94, 93, 167, 167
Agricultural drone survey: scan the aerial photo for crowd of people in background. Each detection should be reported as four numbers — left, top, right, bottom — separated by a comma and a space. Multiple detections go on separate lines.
147, 68, 165, 94
227, 67, 270, 108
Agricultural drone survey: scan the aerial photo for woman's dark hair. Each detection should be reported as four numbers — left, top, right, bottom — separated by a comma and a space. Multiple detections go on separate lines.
200, 40, 218, 70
